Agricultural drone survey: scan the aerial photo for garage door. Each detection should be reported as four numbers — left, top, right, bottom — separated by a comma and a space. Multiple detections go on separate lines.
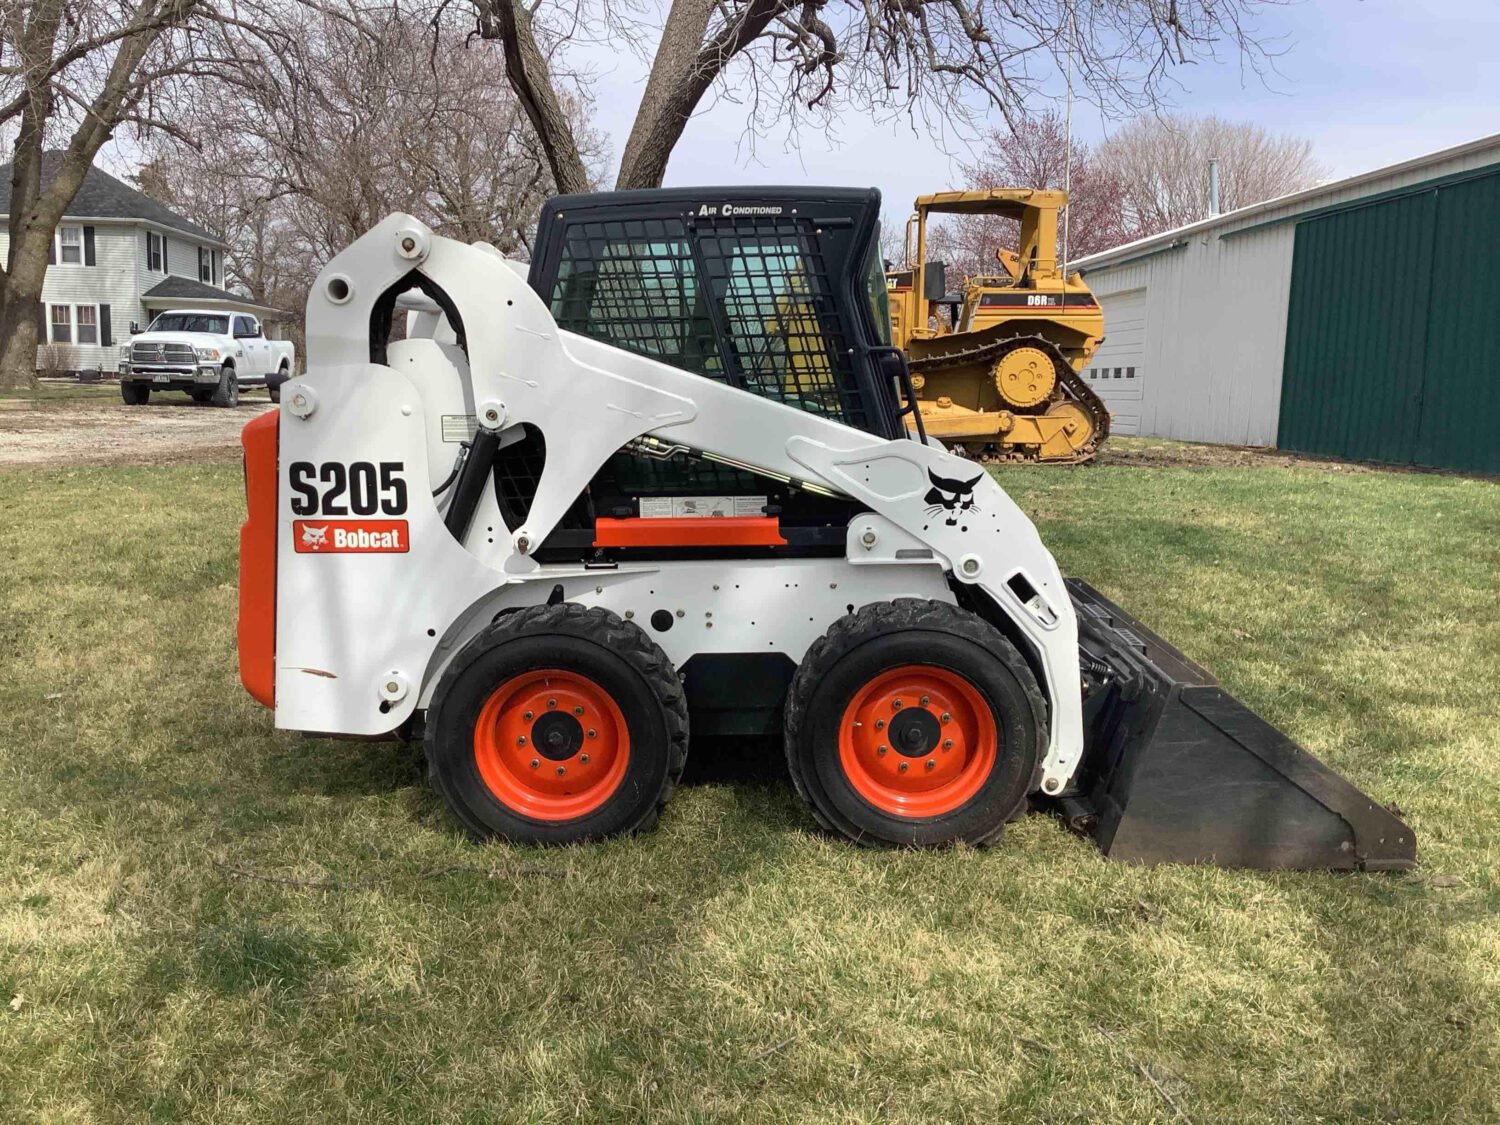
1279, 169, 1500, 473
1083, 289, 1146, 435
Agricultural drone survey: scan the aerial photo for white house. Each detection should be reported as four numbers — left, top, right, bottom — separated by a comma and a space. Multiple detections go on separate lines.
0, 154, 285, 374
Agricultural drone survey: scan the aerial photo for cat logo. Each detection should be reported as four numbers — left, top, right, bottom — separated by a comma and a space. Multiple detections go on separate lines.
924, 468, 984, 528
293, 519, 409, 553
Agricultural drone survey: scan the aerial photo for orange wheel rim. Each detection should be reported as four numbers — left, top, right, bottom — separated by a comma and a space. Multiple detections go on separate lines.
837, 665, 998, 818
473, 669, 630, 821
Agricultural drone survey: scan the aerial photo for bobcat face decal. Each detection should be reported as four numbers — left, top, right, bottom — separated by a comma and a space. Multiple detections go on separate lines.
300, 523, 329, 549
924, 469, 983, 527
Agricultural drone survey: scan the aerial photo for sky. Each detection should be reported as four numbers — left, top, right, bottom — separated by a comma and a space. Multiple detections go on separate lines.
578, 0, 1500, 214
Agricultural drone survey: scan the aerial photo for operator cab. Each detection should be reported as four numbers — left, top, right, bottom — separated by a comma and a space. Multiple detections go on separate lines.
516, 187, 918, 562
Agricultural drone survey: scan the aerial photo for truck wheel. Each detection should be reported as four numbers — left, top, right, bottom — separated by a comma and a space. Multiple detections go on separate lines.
211, 365, 238, 408
424, 603, 689, 844
784, 599, 1046, 847
121, 383, 149, 405
269, 364, 288, 403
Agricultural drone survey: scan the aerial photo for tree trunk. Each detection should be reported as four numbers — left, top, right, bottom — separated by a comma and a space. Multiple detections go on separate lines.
0, 290, 42, 392
615, 0, 716, 190
0, 217, 56, 390
0, 89, 56, 392
483, 0, 591, 196
615, 0, 787, 189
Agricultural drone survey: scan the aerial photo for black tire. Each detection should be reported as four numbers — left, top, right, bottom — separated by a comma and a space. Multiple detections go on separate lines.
424, 603, 689, 844
121, 383, 149, 405
784, 599, 1046, 848
269, 364, 289, 403
211, 365, 239, 408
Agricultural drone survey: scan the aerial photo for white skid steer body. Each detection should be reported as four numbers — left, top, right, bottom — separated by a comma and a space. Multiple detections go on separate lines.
266, 215, 1082, 783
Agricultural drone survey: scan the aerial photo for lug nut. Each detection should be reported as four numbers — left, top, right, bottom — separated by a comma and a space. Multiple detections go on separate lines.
926, 759, 936, 770
874, 718, 885, 730
524, 710, 533, 720
547, 698, 557, 709
943, 739, 953, 750
517, 736, 527, 746
898, 762, 909, 773
573, 706, 584, 716
892, 699, 903, 711
530, 758, 540, 769
580, 754, 590, 764
556, 766, 567, 776
940, 712, 951, 724
877, 745, 888, 756
587, 728, 597, 739
919, 695, 930, 706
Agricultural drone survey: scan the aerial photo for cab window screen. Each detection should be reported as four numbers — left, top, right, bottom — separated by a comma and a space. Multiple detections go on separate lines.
547, 214, 865, 429
551, 223, 719, 375
714, 240, 844, 417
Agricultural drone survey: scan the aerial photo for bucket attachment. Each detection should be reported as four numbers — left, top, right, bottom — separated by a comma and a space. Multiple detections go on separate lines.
1063, 580, 1416, 871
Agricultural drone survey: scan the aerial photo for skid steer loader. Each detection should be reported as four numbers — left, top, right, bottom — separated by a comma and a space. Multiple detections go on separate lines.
237, 187, 1414, 869
887, 190, 1110, 463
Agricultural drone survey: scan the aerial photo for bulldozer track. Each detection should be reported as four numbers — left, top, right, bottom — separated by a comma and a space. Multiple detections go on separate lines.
909, 332, 1111, 464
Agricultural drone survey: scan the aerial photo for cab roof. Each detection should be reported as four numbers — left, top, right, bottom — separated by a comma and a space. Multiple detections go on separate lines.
913, 189, 1067, 217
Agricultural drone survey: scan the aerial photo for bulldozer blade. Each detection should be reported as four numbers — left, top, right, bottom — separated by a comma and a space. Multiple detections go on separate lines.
1064, 580, 1416, 871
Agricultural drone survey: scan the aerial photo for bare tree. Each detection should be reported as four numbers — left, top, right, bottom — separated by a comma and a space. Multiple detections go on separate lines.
0, 0, 244, 389
1099, 112, 1329, 235
135, 3, 605, 351
878, 215, 908, 268
463, 0, 1287, 192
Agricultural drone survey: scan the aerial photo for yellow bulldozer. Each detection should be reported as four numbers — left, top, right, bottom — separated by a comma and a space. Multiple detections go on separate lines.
887, 189, 1110, 463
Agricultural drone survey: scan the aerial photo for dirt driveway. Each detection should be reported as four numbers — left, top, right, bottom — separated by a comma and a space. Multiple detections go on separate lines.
0, 394, 276, 467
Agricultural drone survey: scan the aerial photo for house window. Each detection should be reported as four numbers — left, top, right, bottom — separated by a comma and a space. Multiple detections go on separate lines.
50, 305, 72, 343
76, 305, 98, 345
58, 226, 83, 264
199, 247, 213, 284
147, 232, 164, 272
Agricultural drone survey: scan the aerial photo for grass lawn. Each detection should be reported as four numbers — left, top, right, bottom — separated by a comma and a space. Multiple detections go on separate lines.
1, 448, 1496, 1122
0, 381, 121, 406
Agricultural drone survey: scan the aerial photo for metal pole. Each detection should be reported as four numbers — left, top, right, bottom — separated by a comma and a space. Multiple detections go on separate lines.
1061, 3, 1076, 277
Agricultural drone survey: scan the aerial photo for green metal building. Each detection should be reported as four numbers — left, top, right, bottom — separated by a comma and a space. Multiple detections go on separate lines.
1072, 134, 1500, 474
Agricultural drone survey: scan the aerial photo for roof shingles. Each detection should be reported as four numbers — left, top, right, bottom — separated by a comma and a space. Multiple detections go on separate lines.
143, 276, 285, 315
0, 153, 224, 244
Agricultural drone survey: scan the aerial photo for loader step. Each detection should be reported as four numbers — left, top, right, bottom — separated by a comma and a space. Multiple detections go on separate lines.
1067, 579, 1416, 871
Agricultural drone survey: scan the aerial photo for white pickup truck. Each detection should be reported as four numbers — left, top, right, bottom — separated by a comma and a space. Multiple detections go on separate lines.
118, 309, 295, 407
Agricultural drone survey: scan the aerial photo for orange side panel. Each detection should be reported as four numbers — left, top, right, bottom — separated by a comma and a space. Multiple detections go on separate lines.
593, 516, 787, 548
238, 411, 278, 708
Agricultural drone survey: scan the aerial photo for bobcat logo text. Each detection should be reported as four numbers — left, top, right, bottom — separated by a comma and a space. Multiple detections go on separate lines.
293, 519, 408, 553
